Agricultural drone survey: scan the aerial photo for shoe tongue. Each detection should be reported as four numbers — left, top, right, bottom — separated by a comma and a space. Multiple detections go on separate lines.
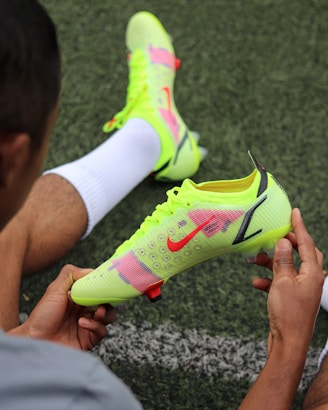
180, 178, 196, 191
176, 179, 198, 200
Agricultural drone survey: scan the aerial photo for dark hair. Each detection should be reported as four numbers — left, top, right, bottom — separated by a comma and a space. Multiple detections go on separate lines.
0, 0, 60, 149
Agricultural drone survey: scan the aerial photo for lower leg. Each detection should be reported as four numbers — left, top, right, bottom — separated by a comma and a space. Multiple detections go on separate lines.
23, 119, 159, 272
12, 174, 88, 274
0, 174, 87, 330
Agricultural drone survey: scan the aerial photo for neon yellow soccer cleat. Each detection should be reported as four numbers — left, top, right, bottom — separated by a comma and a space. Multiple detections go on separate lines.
103, 11, 206, 181
71, 152, 292, 307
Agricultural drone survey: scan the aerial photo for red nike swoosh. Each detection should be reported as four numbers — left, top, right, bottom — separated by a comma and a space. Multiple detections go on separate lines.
162, 86, 172, 112
167, 215, 215, 252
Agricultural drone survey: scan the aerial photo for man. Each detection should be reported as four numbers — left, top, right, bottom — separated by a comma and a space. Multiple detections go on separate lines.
0, 0, 142, 408
0, 0, 325, 408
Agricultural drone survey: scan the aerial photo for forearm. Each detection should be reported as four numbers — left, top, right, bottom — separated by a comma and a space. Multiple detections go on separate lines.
239, 343, 307, 410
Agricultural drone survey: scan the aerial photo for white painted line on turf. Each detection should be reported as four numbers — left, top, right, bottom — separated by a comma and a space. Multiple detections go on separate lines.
94, 321, 321, 390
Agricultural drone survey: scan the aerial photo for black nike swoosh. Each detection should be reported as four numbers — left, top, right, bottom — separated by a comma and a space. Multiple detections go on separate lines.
232, 195, 267, 245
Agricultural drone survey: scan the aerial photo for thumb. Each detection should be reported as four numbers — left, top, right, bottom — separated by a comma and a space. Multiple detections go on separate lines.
273, 238, 295, 278
48, 265, 93, 293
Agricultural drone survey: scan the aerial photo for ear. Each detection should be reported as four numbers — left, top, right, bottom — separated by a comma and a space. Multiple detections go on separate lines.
0, 133, 31, 188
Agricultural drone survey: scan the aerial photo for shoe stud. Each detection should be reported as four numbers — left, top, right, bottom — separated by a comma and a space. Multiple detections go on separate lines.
143, 280, 164, 302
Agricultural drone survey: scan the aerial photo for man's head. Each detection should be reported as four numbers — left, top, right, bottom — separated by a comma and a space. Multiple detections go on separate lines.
0, 0, 61, 228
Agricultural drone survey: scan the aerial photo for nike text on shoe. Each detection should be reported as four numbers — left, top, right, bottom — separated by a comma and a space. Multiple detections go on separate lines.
102, 11, 206, 181
71, 151, 292, 307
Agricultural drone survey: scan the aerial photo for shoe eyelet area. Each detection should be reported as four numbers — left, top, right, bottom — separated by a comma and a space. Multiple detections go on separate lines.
148, 241, 156, 249
150, 253, 157, 261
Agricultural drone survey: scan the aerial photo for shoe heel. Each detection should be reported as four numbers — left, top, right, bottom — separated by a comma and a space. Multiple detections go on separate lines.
143, 280, 164, 302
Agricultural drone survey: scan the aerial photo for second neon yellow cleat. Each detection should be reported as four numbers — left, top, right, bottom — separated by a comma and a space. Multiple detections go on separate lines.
103, 11, 206, 182
71, 152, 292, 307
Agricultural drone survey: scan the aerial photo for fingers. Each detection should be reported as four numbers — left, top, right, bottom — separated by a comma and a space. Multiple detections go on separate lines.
78, 304, 116, 331
47, 264, 93, 294
253, 208, 324, 295
272, 238, 296, 278
78, 317, 109, 342
285, 232, 297, 249
285, 210, 323, 271
316, 248, 324, 269
67, 265, 93, 283
252, 277, 272, 293
93, 305, 117, 325
291, 208, 322, 268
78, 306, 115, 343
254, 253, 273, 271
77, 305, 116, 350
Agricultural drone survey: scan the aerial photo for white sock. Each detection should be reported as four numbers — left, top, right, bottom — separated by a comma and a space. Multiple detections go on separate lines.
318, 338, 328, 369
317, 278, 328, 369
321, 276, 328, 311
44, 118, 161, 238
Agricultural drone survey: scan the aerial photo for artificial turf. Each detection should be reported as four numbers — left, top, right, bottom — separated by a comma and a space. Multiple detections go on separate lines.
20, 1, 328, 408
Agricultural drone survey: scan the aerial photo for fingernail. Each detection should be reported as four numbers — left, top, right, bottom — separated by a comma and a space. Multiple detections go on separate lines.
79, 318, 90, 327
81, 268, 93, 274
277, 239, 291, 250
293, 208, 301, 218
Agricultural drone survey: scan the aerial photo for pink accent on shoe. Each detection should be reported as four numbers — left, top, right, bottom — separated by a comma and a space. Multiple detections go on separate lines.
110, 251, 162, 293
148, 44, 175, 70
187, 209, 245, 238
158, 107, 180, 142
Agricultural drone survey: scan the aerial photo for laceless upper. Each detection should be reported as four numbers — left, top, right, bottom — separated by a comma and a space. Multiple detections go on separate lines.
71, 152, 292, 307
